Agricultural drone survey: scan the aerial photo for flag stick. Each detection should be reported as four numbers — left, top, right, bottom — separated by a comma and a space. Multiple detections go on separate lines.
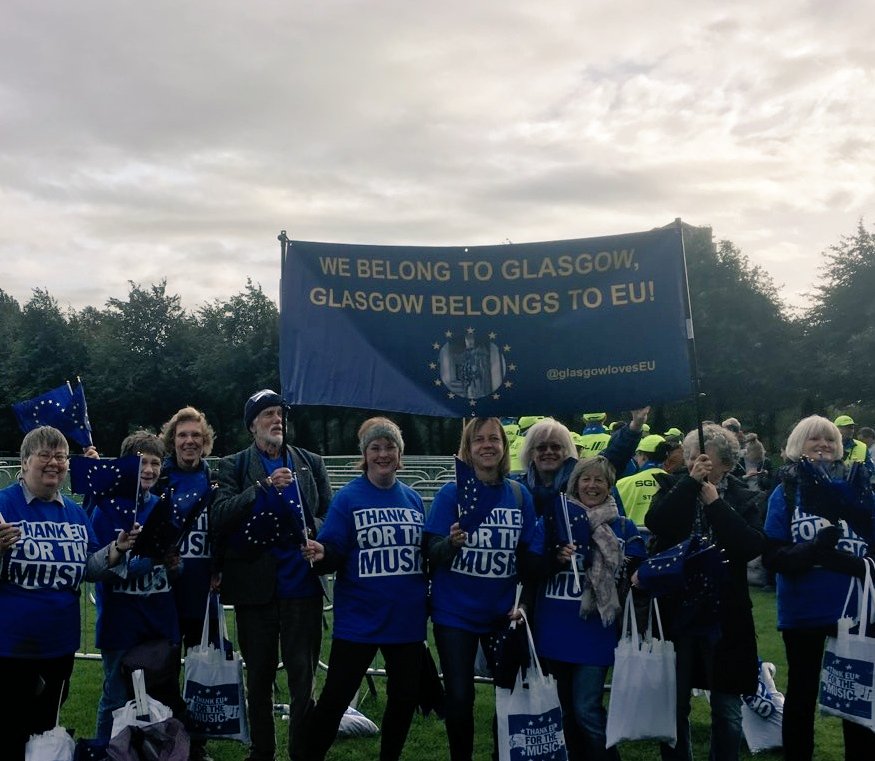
561, 494, 582, 594
675, 218, 706, 452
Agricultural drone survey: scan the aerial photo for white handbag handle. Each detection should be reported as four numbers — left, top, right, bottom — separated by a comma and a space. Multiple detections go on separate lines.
518, 608, 546, 681
131, 669, 150, 720
199, 590, 230, 650
644, 596, 666, 643
621, 590, 642, 646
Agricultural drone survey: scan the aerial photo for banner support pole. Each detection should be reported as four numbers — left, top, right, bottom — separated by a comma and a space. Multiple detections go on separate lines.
675, 218, 706, 453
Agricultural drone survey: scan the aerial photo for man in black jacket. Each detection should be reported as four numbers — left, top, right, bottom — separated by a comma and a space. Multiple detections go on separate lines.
211, 390, 332, 761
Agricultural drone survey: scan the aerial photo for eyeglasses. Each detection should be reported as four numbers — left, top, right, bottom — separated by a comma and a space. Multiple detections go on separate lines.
535, 443, 563, 453
34, 451, 69, 464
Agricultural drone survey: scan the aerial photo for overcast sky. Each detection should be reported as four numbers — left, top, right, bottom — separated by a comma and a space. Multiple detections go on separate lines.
2, 0, 872, 314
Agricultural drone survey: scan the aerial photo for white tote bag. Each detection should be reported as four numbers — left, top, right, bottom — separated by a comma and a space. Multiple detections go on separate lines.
741, 661, 784, 754
819, 557, 875, 730
605, 593, 677, 748
110, 668, 174, 738
495, 610, 568, 761
25, 685, 75, 761
183, 592, 250, 742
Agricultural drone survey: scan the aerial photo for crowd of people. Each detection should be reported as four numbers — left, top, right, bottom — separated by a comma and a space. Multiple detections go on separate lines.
1, 396, 873, 761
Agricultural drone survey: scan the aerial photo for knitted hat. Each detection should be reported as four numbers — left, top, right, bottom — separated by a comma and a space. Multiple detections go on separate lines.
359, 418, 405, 454
244, 389, 284, 430
637, 434, 666, 454
834, 414, 855, 427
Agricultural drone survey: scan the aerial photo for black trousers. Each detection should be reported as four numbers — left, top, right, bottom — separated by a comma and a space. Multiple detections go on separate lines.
0, 653, 74, 761
236, 596, 323, 761
302, 638, 423, 761
782, 627, 875, 760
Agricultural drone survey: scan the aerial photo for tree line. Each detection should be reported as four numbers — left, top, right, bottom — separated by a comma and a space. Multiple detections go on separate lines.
1, 221, 873, 459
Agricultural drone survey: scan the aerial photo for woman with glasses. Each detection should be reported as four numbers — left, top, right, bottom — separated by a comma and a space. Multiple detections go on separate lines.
0, 426, 139, 761
301, 417, 427, 761
514, 409, 651, 519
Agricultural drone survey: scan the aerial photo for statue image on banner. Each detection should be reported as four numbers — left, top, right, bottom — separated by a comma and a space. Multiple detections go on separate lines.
439, 331, 506, 399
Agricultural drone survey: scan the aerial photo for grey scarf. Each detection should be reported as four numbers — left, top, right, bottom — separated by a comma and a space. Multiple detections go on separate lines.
580, 496, 623, 626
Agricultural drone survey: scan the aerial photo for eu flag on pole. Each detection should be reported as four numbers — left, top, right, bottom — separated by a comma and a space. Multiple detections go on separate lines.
230, 477, 310, 550
69, 454, 142, 525
12, 384, 73, 433
11, 381, 94, 448
64, 381, 93, 448
454, 456, 501, 534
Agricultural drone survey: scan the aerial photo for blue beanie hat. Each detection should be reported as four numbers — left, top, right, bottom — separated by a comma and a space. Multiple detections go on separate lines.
244, 389, 284, 430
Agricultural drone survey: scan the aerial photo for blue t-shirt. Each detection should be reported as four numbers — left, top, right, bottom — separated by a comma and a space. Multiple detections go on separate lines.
92, 493, 180, 651
425, 479, 536, 633
765, 482, 869, 629
532, 512, 645, 665
163, 461, 213, 619
318, 475, 427, 643
257, 450, 323, 600
0, 483, 100, 658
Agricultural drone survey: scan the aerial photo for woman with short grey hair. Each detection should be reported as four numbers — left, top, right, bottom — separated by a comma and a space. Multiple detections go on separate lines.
0, 426, 139, 761
643, 423, 766, 761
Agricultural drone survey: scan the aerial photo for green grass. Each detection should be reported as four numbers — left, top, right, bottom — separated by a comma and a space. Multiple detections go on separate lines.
63, 587, 845, 760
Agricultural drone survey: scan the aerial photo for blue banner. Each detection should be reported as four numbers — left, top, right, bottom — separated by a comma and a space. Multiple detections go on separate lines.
280, 226, 693, 416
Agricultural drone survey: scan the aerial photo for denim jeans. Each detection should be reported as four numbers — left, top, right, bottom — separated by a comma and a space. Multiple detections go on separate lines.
546, 659, 617, 761
433, 623, 498, 761
660, 636, 742, 761
97, 648, 129, 742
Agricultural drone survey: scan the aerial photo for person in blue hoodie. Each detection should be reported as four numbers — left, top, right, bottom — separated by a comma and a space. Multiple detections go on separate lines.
301, 417, 427, 761
91, 431, 182, 741
763, 415, 875, 759
533, 456, 645, 761
0, 426, 137, 761
424, 417, 537, 761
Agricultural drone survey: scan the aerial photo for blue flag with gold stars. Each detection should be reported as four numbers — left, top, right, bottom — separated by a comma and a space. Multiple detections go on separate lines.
280, 225, 693, 417
69, 454, 142, 525
11, 381, 94, 447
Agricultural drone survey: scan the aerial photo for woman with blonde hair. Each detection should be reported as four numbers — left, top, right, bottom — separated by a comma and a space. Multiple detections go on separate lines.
763, 415, 875, 759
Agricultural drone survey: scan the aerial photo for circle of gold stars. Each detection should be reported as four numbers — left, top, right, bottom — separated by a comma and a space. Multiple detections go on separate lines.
428, 327, 516, 408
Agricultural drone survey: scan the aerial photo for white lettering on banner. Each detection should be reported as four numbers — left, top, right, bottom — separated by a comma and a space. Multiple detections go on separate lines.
358, 547, 422, 577
481, 508, 522, 527
113, 565, 171, 596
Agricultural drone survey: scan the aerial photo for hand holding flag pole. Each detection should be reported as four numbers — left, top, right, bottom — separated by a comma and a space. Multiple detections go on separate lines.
561, 493, 582, 594
280, 400, 313, 567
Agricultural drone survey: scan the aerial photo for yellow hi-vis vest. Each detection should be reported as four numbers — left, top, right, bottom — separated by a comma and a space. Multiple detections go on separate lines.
577, 432, 611, 457
615, 466, 667, 526
509, 436, 526, 473
843, 439, 868, 465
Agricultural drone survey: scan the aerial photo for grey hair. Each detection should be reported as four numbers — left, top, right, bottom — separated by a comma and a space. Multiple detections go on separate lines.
519, 418, 577, 470
784, 415, 843, 462
682, 424, 740, 468
21, 426, 68, 461
567, 456, 617, 497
